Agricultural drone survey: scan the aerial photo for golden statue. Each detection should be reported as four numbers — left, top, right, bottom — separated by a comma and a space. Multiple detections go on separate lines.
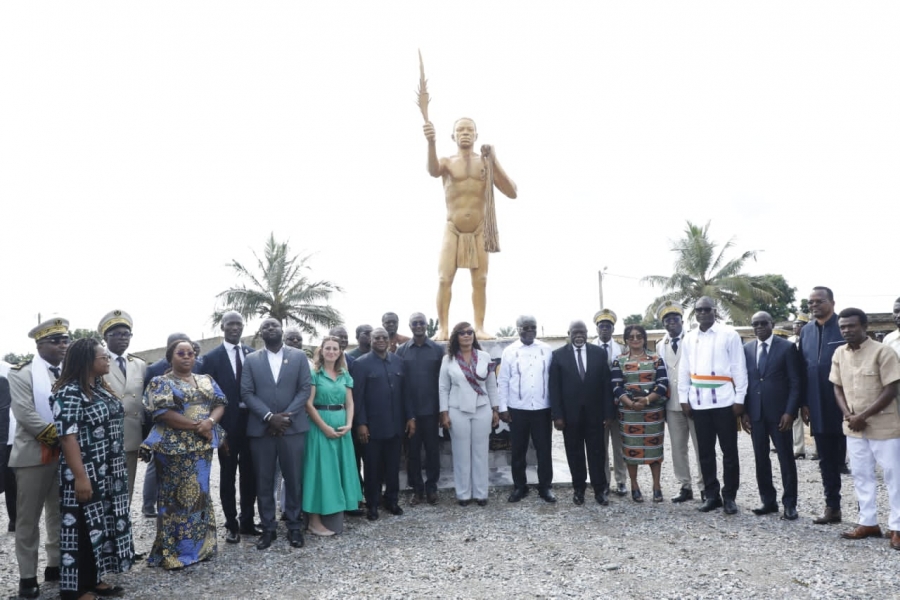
418, 52, 517, 341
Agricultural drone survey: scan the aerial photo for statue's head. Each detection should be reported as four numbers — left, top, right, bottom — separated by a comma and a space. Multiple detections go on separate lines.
451, 117, 478, 148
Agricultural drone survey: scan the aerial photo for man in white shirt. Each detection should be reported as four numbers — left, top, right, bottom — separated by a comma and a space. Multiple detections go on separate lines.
678, 297, 748, 515
498, 315, 555, 503
594, 309, 627, 497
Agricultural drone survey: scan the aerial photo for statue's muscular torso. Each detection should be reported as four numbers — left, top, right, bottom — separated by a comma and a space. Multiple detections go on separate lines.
442, 154, 487, 234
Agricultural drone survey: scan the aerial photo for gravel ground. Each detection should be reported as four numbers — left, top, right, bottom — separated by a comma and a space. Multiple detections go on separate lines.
2, 431, 898, 600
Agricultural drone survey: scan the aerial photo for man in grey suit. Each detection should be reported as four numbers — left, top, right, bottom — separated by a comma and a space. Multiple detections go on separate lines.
241, 318, 311, 550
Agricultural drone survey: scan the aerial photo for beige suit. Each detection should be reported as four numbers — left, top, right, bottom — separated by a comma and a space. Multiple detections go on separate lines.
661, 334, 703, 492
104, 352, 147, 503
8, 361, 60, 579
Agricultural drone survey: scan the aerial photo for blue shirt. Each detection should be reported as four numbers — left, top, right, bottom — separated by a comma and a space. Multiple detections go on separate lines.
351, 352, 412, 439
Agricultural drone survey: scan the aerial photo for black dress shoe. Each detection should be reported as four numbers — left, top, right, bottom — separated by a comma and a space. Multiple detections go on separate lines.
225, 529, 241, 544
288, 530, 305, 548
476, 499, 488, 507
507, 487, 529, 503
44, 566, 60, 582
427, 491, 439, 505
671, 488, 694, 503
8, 521, 15, 532
366, 508, 379, 521
344, 509, 366, 517
94, 584, 126, 597
752, 503, 779, 516
387, 504, 404, 516
573, 490, 585, 506
538, 489, 557, 503
458, 499, 471, 507
782, 506, 799, 521
18, 578, 39, 599
615, 483, 628, 497
631, 489, 644, 503
133, 552, 146, 560
595, 491, 609, 506
794, 453, 806, 459
239, 523, 264, 536
256, 530, 276, 550
840, 463, 851, 475
698, 497, 723, 512
723, 499, 738, 515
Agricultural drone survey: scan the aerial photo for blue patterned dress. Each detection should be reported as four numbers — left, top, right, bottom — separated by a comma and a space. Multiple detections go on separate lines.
53, 379, 134, 596
142, 373, 225, 570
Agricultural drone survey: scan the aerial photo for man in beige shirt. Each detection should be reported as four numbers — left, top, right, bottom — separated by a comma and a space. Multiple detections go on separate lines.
829, 307, 900, 550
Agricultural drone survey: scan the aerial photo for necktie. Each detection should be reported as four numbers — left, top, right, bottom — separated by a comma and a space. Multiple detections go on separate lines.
602, 343, 609, 352
576, 348, 585, 381
117, 356, 127, 377
49, 366, 60, 379
758, 342, 768, 375
234, 346, 243, 384
671, 337, 679, 354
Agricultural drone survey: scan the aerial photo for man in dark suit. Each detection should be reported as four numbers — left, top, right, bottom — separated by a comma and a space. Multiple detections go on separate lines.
740, 311, 801, 521
198, 311, 260, 543
549, 320, 614, 506
351, 327, 416, 521
241, 318, 311, 550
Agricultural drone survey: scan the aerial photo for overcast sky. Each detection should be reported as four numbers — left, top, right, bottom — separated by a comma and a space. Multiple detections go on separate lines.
1, 2, 898, 355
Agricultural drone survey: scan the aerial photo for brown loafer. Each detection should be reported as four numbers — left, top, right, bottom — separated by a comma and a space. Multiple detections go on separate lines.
812, 508, 842, 524
885, 529, 896, 539
841, 524, 883, 540
891, 531, 900, 550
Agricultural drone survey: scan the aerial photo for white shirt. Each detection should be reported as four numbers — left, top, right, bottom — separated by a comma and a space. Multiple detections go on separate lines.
572, 344, 588, 373
266, 346, 285, 382
677, 322, 748, 409
884, 330, 900, 359
224, 341, 243, 376
756, 336, 772, 367
595, 338, 623, 365
498, 340, 552, 412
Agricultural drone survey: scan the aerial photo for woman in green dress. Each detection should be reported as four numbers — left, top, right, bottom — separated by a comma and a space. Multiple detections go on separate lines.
610, 325, 669, 503
303, 336, 363, 536
142, 340, 226, 569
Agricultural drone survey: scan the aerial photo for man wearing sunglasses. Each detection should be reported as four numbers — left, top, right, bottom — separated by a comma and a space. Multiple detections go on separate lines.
677, 298, 748, 515
8, 318, 69, 599
396, 313, 445, 505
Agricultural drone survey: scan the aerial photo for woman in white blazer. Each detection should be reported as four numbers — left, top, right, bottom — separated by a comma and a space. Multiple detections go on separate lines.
439, 322, 500, 505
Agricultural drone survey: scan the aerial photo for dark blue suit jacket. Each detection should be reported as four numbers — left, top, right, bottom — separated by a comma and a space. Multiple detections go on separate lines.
743, 335, 801, 422
798, 314, 846, 435
199, 343, 254, 440
351, 351, 412, 440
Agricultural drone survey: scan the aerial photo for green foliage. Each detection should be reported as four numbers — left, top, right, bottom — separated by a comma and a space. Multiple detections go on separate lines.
212, 233, 343, 336
426, 318, 440, 338
496, 325, 517, 338
626, 314, 663, 330
624, 314, 642, 325
642, 221, 776, 324
3, 352, 34, 365
743, 274, 797, 323
71, 328, 100, 340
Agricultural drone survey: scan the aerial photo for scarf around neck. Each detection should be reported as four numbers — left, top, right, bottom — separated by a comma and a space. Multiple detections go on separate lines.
456, 351, 487, 396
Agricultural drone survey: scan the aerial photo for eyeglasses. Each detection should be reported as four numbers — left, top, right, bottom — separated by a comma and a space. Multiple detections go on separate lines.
695, 307, 714, 313
410, 320, 427, 327
750, 321, 770, 328
626, 334, 645, 340
175, 350, 196, 358
107, 331, 133, 339
458, 330, 475, 336
519, 325, 537, 332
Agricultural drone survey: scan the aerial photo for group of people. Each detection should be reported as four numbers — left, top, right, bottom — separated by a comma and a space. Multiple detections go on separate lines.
2, 290, 900, 598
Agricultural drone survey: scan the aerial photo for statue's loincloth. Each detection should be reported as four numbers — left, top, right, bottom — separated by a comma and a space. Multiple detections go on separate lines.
446, 222, 483, 269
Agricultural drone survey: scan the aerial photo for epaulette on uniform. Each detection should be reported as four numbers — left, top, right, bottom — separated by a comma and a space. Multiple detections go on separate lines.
126, 354, 146, 363
10, 360, 32, 371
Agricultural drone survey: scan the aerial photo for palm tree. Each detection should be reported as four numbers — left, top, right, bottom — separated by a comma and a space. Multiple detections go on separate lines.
212, 233, 343, 335
641, 221, 776, 324
496, 325, 517, 338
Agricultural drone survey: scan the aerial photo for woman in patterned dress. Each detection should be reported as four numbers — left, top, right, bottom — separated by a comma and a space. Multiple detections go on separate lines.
610, 325, 669, 503
142, 340, 226, 570
302, 336, 363, 536
54, 337, 134, 600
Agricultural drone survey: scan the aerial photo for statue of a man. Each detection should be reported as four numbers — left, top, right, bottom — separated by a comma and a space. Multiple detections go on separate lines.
423, 118, 517, 341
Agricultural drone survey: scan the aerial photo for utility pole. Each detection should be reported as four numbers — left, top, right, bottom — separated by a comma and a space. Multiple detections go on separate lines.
598, 267, 607, 309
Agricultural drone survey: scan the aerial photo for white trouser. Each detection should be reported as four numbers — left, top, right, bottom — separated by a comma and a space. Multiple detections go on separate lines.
604, 422, 626, 487
792, 418, 806, 455
448, 404, 493, 501
666, 409, 703, 491
846, 436, 900, 531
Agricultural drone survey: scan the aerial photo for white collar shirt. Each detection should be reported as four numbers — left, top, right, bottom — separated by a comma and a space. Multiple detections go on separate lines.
224, 341, 243, 376
497, 340, 552, 412
595, 337, 623, 365
677, 322, 748, 409
572, 344, 588, 373
266, 346, 285, 382
756, 336, 772, 366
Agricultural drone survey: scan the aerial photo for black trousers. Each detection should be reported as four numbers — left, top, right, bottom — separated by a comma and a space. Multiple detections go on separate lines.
813, 433, 845, 509
750, 418, 797, 508
352, 428, 365, 489
60, 506, 98, 600
1, 444, 15, 527
509, 408, 553, 490
406, 413, 440, 494
562, 409, 607, 494
218, 424, 257, 531
693, 406, 740, 501
363, 435, 401, 509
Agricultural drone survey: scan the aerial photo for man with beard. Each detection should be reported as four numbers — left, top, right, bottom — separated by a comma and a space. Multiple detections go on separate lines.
199, 311, 261, 543
798, 286, 847, 525
677, 298, 747, 515
549, 320, 613, 506
241, 318, 312, 550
